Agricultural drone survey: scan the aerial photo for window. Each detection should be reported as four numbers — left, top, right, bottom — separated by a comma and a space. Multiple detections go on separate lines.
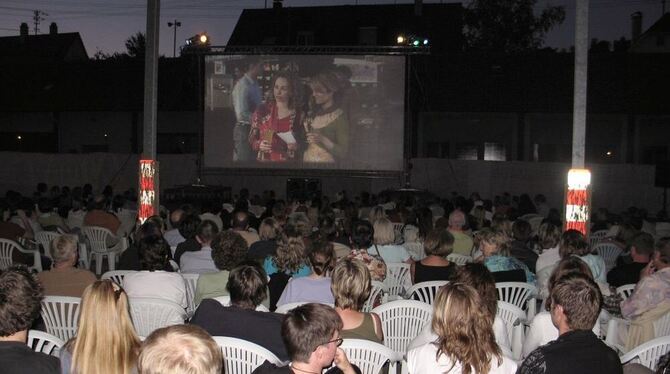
296, 31, 314, 46
358, 27, 378, 46
484, 142, 506, 161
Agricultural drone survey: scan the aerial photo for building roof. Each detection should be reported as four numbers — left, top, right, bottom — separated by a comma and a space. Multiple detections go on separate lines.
0, 32, 88, 64
643, 12, 670, 35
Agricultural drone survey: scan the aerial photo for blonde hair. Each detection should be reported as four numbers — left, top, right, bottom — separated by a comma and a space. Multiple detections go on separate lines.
432, 283, 502, 374
69, 280, 140, 374
368, 205, 386, 224
138, 325, 222, 374
331, 259, 371, 310
50, 234, 78, 264
273, 234, 307, 273
372, 218, 395, 246
258, 217, 281, 241
476, 228, 510, 256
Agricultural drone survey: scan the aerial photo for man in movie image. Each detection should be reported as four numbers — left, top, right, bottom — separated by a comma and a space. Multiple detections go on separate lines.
231, 60, 263, 162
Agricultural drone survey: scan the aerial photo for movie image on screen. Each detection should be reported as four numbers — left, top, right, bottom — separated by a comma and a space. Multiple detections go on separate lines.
203, 55, 405, 171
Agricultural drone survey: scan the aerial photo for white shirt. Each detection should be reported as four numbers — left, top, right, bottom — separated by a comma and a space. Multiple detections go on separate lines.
164, 228, 186, 248
408, 341, 517, 374
123, 270, 187, 309
180, 247, 218, 274
535, 246, 560, 274
407, 316, 511, 353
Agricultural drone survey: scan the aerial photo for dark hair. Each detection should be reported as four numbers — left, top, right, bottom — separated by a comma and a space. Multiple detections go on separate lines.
232, 211, 249, 230
453, 263, 497, 319
512, 220, 532, 241
226, 263, 268, 309
545, 256, 593, 311
350, 220, 374, 249
656, 237, 670, 265
178, 215, 201, 240
139, 237, 170, 271
211, 231, 248, 271
196, 220, 219, 243
559, 229, 590, 258
37, 197, 53, 213
0, 266, 44, 336
423, 229, 455, 257
550, 273, 602, 330
281, 303, 343, 362
630, 232, 654, 256
308, 240, 335, 276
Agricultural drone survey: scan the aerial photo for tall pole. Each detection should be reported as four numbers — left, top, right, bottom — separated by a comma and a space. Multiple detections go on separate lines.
167, 19, 181, 58
572, 0, 589, 168
143, 0, 160, 160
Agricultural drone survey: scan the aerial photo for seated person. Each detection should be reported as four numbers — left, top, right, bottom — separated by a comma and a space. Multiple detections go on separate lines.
180, 220, 220, 274
277, 239, 335, 307
163, 209, 187, 248
346, 220, 386, 282
190, 262, 289, 361
252, 303, 360, 374
232, 211, 261, 248
559, 230, 607, 284
118, 218, 164, 270
509, 219, 538, 273
264, 228, 311, 311
36, 198, 68, 232
194, 231, 247, 305
247, 217, 281, 261
123, 237, 187, 309
332, 259, 383, 343
447, 210, 474, 256
410, 228, 457, 284
0, 266, 60, 374
138, 325, 222, 374
367, 218, 412, 264
37, 234, 96, 297
173, 215, 202, 265
518, 273, 622, 374
83, 194, 121, 235
607, 232, 654, 287
477, 228, 535, 284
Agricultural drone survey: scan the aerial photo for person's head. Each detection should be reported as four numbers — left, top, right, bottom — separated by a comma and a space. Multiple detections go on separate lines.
549, 273, 602, 332
368, 205, 386, 223
282, 303, 343, 365
309, 71, 344, 109
37, 197, 53, 214
50, 234, 79, 267
448, 210, 466, 230
559, 229, 590, 258
271, 72, 298, 109
545, 256, 593, 311
245, 59, 263, 77
211, 231, 248, 271
432, 283, 501, 374
653, 237, 670, 270
72, 280, 140, 374
178, 214, 201, 240
138, 324, 221, 374
452, 263, 497, 319
331, 258, 371, 311
138, 237, 170, 271
537, 222, 561, 249
169, 209, 185, 228
226, 262, 268, 309
350, 220, 374, 249
308, 240, 335, 276
93, 194, 107, 210
136, 219, 163, 241
196, 220, 219, 246
629, 232, 654, 262
0, 266, 43, 338
274, 234, 307, 273
232, 211, 249, 230
477, 228, 509, 257
287, 212, 312, 238
258, 217, 281, 241
372, 217, 395, 246
423, 229, 454, 257
512, 219, 532, 242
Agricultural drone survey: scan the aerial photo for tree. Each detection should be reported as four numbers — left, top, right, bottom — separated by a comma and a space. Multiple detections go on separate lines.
464, 0, 566, 52
125, 32, 146, 58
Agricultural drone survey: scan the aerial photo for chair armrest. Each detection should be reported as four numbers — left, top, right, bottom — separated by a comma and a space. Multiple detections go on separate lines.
16, 246, 42, 272
604, 317, 629, 354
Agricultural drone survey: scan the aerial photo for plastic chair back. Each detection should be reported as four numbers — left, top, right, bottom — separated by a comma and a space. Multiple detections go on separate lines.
213, 336, 282, 374
616, 284, 636, 301
620, 335, 670, 370
446, 253, 472, 266
101, 270, 138, 287
496, 282, 536, 312
35, 231, 60, 259
406, 280, 448, 305
27, 330, 64, 357
275, 301, 334, 314
341, 339, 400, 374
593, 243, 623, 271
362, 281, 386, 313
128, 297, 187, 337
372, 299, 433, 356
181, 273, 200, 314
40, 296, 81, 341
385, 263, 411, 298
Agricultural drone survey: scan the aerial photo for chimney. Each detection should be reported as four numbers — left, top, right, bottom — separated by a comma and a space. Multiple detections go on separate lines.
631, 12, 642, 41
19, 22, 29, 36
49, 22, 58, 35
414, 0, 423, 16
273, 0, 282, 9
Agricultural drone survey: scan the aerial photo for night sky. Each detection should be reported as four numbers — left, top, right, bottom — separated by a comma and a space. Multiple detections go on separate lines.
0, 0, 665, 56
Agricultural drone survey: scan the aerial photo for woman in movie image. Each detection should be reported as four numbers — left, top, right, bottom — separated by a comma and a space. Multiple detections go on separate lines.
248, 71, 301, 162
303, 71, 350, 163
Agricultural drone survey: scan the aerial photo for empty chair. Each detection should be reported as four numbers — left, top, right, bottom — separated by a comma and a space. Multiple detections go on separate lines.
620, 335, 670, 371
341, 338, 400, 374
0, 238, 42, 272
40, 295, 81, 341
384, 263, 411, 298
593, 242, 623, 272
496, 282, 537, 319
616, 284, 636, 301
214, 336, 282, 374
371, 299, 433, 357
406, 280, 448, 305
81, 226, 127, 275
181, 273, 200, 314
101, 270, 137, 287
446, 253, 472, 266
27, 330, 65, 357
128, 297, 187, 337
362, 281, 386, 313
35, 231, 60, 259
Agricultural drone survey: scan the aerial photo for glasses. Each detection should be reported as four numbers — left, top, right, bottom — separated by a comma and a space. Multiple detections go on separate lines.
322, 338, 343, 347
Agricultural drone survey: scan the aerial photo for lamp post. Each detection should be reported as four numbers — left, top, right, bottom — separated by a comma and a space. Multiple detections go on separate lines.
167, 19, 181, 57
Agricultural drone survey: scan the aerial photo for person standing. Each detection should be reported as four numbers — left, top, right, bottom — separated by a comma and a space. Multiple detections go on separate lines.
232, 60, 263, 162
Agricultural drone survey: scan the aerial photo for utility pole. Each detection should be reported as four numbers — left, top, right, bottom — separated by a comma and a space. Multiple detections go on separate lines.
32, 10, 47, 35
167, 19, 181, 57
572, 0, 589, 168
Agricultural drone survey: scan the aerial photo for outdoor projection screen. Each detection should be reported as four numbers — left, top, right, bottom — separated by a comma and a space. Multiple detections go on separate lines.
203, 55, 405, 171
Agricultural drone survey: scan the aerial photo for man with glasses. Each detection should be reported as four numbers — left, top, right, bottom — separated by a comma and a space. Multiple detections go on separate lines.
252, 303, 360, 374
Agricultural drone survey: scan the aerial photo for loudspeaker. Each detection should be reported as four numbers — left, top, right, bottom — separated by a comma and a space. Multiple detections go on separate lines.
656, 162, 670, 188
286, 178, 321, 202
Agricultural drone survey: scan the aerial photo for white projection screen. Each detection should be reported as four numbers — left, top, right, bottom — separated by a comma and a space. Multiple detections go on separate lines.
203, 54, 405, 171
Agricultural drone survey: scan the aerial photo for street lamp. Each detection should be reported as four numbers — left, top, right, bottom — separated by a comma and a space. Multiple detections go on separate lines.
167, 19, 181, 57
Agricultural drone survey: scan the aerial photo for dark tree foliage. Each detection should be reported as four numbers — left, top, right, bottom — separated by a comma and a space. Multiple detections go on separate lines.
464, 0, 566, 52
124, 32, 146, 58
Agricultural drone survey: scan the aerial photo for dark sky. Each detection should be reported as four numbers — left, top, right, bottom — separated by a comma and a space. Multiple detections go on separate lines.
0, 0, 665, 56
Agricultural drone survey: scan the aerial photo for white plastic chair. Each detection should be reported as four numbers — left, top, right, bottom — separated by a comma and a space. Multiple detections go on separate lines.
593, 242, 623, 272
275, 302, 334, 314
496, 301, 526, 360
620, 335, 670, 370
616, 284, 636, 301
589, 229, 609, 249
655, 222, 670, 239
213, 296, 270, 312
213, 336, 282, 374
341, 338, 400, 374
40, 296, 81, 341
392, 223, 405, 244
34, 231, 60, 259
81, 226, 127, 275
371, 299, 433, 357
181, 273, 200, 315
128, 297, 187, 337
0, 238, 42, 272
406, 280, 448, 305
27, 330, 64, 357
605, 312, 670, 353
362, 281, 386, 313
446, 253, 472, 266
385, 263, 411, 299
496, 282, 537, 319
101, 270, 138, 286
404, 242, 424, 261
